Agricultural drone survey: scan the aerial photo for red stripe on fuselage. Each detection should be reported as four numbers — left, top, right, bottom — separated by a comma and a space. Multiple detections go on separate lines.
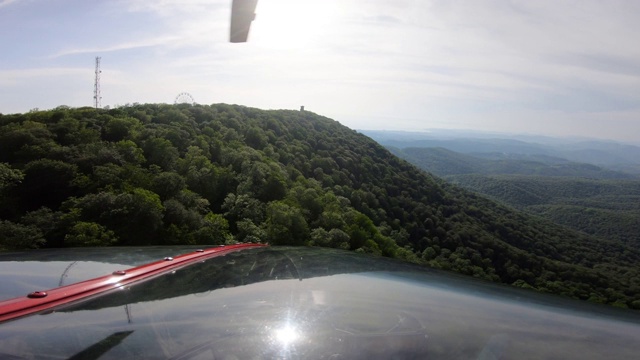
0, 244, 266, 323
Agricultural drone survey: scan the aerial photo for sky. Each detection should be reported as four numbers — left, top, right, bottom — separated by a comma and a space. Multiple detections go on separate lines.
1, 0, 640, 143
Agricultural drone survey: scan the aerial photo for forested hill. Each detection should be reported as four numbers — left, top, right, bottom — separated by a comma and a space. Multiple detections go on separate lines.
446, 174, 640, 247
385, 147, 640, 248
1, 104, 639, 308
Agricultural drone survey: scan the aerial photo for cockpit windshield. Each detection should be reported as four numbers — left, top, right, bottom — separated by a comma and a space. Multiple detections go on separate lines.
1, 247, 639, 359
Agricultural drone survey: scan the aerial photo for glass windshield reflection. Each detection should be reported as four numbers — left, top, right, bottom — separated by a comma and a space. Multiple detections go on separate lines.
1, 247, 640, 359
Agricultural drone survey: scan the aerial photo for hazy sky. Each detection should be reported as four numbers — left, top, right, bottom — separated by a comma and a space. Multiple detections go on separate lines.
1, 0, 640, 143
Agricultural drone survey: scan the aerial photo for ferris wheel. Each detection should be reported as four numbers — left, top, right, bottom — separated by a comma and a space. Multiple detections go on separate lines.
174, 92, 195, 105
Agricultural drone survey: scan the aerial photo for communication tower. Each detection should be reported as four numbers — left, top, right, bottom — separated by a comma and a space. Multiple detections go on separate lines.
93, 57, 102, 109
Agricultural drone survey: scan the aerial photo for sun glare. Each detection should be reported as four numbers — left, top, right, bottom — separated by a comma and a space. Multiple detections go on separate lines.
252, 0, 342, 46
274, 324, 300, 346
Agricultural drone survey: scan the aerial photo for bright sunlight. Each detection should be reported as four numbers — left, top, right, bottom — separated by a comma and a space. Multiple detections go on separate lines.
252, 0, 343, 46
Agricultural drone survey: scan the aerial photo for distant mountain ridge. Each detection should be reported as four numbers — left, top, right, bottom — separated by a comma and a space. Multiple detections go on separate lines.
374, 131, 640, 252
388, 147, 634, 179
364, 130, 640, 174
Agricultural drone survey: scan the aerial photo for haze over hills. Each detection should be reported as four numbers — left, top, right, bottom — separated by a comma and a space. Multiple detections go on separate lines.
387, 147, 635, 180
364, 130, 640, 175
1, 105, 639, 308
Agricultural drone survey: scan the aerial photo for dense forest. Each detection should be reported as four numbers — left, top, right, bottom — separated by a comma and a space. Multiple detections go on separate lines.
388, 147, 640, 247
1, 104, 639, 308
446, 174, 640, 247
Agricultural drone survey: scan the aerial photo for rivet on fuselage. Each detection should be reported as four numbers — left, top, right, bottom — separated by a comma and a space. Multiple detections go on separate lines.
27, 291, 48, 299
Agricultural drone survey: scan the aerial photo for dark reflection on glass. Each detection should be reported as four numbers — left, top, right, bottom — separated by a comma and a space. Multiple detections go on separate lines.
57, 247, 424, 311
68, 331, 134, 360
1, 246, 640, 359
0, 246, 204, 265
0, 246, 206, 300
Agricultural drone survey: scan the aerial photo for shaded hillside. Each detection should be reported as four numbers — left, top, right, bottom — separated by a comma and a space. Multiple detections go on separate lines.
1, 104, 639, 308
392, 147, 634, 179
447, 174, 640, 247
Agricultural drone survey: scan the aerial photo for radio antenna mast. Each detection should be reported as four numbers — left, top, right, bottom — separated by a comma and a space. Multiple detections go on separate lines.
93, 56, 102, 109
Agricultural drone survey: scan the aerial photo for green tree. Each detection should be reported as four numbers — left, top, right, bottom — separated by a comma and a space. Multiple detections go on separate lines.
222, 193, 265, 225
64, 221, 118, 246
19, 159, 79, 211
0, 220, 45, 250
236, 219, 266, 243
152, 172, 186, 200
195, 213, 231, 244
115, 140, 145, 165
102, 117, 142, 142
66, 188, 164, 245
20, 207, 66, 247
0, 120, 56, 163
0, 162, 23, 193
142, 137, 179, 170
265, 201, 309, 245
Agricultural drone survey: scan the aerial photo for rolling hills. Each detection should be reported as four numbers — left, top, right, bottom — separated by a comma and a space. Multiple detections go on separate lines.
447, 175, 640, 247
365, 129, 640, 175
387, 146, 640, 247
388, 147, 634, 179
